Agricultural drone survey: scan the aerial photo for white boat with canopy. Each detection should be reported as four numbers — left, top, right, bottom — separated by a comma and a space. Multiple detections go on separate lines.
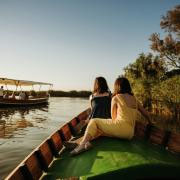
0, 77, 53, 107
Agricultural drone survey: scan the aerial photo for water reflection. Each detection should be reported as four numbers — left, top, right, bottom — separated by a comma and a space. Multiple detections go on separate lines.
0, 105, 48, 139
0, 97, 89, 179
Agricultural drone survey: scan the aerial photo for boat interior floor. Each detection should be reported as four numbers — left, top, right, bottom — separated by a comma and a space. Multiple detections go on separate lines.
42, 137, 180, 180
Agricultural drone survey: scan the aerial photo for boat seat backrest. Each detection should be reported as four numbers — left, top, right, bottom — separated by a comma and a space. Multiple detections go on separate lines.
68, 118, 78, 136
70, 118, 78, 127
77, 108, 90, 121
25, 152, 43, 180
149, 126, 169, 146
59, 124, 72, 141
134, 121, 147, 139
5, 167, 25, 180
167, 132, 180, 154
37, 141, 54, 171
49, 131, 63, 156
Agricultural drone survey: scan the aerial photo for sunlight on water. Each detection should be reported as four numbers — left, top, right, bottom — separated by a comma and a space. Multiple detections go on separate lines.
0, 97, 89, 179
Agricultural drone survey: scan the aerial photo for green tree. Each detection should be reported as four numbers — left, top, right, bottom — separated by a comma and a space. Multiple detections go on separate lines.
149, 5, 180, 69
124, 53, 166, 109
124, 53, 166, 81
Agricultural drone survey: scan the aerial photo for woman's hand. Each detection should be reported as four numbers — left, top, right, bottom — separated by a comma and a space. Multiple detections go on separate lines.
85, 119, 90, 124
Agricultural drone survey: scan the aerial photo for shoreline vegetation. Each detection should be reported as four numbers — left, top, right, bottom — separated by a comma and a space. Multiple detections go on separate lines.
123, 5, 180, 132
49, 90, 91, 98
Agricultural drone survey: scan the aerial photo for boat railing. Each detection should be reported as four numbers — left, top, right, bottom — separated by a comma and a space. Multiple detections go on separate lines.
0, 95, 49, 101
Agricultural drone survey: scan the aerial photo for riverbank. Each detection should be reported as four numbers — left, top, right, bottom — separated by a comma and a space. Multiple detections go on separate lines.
49, 90, 91, 98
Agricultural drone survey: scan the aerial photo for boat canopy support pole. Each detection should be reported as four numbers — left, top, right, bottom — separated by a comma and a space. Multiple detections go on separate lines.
15, 85, 18, 91
5, 83, 8, 90
39, 85, 42, 91
15, 81, 19, 91
49, 84, 53, 91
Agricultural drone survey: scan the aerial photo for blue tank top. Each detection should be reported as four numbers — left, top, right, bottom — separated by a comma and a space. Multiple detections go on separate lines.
89, 93, 111, 119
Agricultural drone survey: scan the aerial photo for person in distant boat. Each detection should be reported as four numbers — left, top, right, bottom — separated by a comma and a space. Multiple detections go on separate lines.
25, 92, 29, 100
0, 86, 4, 99
19, 91, 26, 100
70, 77, 151, 155
10, 92, 16, 99
46, 91, 50, 98
75, 77, 112, 134
30, 90, 37, 98
3, 91, 10, 99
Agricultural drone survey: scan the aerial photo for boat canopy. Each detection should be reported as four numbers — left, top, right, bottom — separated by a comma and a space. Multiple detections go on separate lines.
0, 77, 53, 86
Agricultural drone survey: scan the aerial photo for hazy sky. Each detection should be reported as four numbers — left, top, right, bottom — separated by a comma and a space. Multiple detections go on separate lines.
0, 0, 179, 91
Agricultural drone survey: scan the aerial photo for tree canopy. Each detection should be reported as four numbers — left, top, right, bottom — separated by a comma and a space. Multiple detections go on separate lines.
149, 5, 180, 69
124, 53, 166, 80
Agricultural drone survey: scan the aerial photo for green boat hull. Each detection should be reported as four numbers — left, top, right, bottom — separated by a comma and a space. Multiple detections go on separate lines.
42, 137, 180, 179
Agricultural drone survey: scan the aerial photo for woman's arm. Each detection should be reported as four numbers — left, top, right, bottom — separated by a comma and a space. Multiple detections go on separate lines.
111, 96, 117, 120
85, 94, 93, 122
137, 100, 151, 124
89, 94, 93, 109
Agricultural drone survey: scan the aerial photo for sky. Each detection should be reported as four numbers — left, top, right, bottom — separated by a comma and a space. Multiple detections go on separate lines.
0, 0, 179, 91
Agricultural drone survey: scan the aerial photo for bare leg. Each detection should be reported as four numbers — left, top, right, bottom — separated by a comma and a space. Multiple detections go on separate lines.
70, 119, 99, 155
80, 133, 92, 145
74, 119, 90, 134
70, 132, 93, 155
71, 133, 92, 152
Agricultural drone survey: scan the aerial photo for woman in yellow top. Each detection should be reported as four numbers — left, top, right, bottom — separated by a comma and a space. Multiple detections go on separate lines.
71, 77, 151, 155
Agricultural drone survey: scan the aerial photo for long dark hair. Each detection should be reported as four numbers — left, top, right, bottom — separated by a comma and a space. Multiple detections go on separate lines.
93, 77, 109, 94
113, 77, 133, 96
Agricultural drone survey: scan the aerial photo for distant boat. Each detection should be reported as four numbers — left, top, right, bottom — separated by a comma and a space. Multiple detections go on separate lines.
0, 77, 53, 107
5, 109, 180, 179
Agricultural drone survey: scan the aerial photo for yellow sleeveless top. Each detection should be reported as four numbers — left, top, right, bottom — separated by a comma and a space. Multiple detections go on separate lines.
114, 94, 138, 128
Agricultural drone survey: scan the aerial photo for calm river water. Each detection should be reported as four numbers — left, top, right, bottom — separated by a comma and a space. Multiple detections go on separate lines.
0, 97, 89, 179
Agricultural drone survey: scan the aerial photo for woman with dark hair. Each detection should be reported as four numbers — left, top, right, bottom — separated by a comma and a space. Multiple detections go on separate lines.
64, 77, 111, 150
89, 76, 111, 119
74, 77, 111, 133
70, 77, 151, 155
64, 77, 111, 149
